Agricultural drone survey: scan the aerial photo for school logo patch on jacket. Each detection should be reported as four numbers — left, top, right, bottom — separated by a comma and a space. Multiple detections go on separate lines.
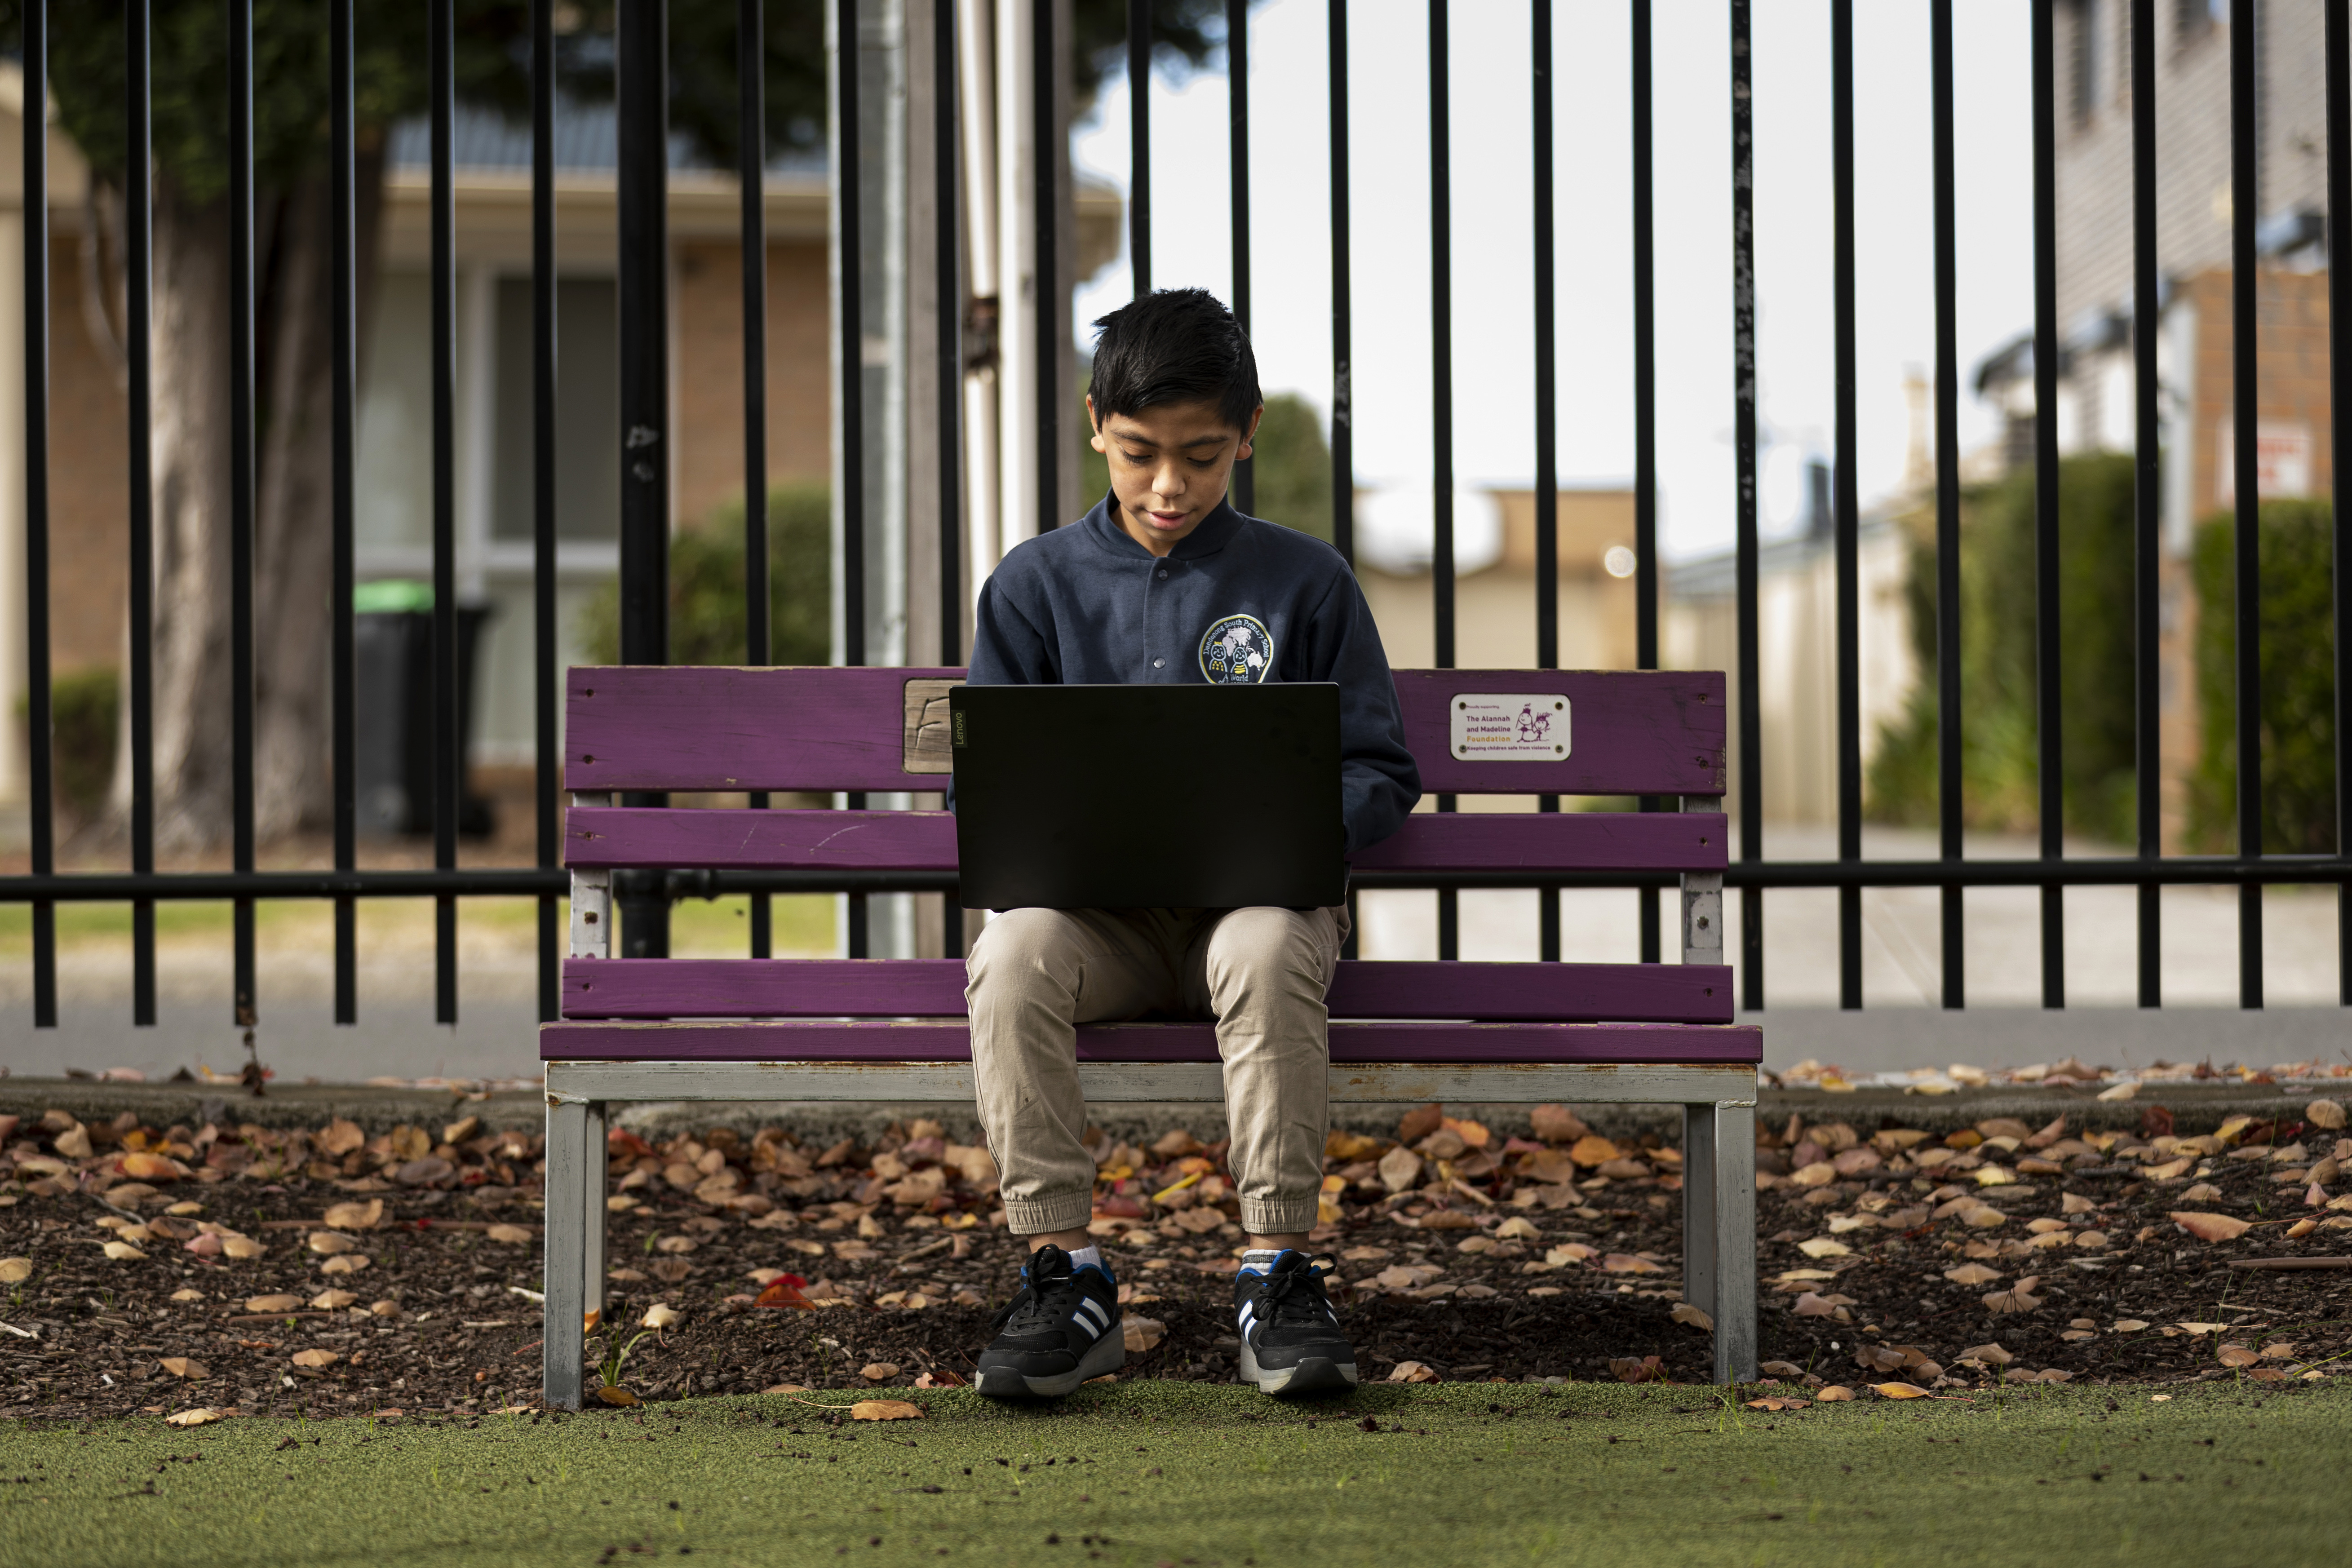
1198, 614, 1273, 684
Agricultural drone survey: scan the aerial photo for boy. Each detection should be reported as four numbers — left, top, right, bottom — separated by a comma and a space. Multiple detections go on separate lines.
963, 289, 1421, 1398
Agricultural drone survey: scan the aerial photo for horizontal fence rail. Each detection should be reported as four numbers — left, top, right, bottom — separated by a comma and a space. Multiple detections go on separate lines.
3, 0, 2349, 1038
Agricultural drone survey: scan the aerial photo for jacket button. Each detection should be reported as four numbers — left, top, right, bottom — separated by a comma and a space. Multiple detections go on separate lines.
1152, 658, 1165, 669
1156, 569, 1168, 579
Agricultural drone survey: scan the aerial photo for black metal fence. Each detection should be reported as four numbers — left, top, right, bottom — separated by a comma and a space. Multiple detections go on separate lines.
5, 0, 2351, 1039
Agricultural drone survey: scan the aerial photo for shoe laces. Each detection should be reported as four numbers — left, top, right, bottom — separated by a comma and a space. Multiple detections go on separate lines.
992, 1245, 1086, 1334
1249, 1254, 1337, 1329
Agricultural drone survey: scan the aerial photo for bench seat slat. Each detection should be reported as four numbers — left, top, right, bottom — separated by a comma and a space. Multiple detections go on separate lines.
562, 806, 1727, 873
559, 957, 1732, 1023
540, 1019, 1763, 1064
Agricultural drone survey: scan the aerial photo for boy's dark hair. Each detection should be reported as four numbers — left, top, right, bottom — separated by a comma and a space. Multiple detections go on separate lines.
1087, 288, 1262, 435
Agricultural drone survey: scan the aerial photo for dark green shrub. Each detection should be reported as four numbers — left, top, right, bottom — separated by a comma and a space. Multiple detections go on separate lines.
14, 665, 120, 827
582, 483, 831, 666
2185, 500, 2338, 855
1867, 452, 2139, 843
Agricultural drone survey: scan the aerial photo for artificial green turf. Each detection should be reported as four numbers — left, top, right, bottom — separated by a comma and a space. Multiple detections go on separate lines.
1, 1381, 2339, 1568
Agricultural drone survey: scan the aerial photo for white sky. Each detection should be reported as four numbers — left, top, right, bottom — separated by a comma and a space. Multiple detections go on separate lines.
1072, 0, 2038, 563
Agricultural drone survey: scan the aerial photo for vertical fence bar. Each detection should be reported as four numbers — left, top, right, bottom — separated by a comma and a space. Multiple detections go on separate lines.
1332, 0, 1356, 961
1534, 0, 1560, 965
2031, 0, 2063, 1009
617, 0, 672, 959
937, 0, 966, 958
1931, 0, 1962, 1009
741, 0, 774, 963
429, 0, 459, 1023
2131, 0, 2161, 1008
1329, 0, 1351, 568
839, 0, 870, 957
230, 0, 259, 1032
1632, 0, 1661, 967
534, 0, 563, 1006
1129, 0, 1151, 297
21, 0, 52, 1030
1732, 0, 1762, 1011
126, 0, 158, 1028
2230, 0, 2263, 1009
1429, 0, 1456, 962
2330, 0, 2352, 1006
1227, 0, 1252, 514
1032, 0, 1058, 540
330, 0, 357, 1026
1832, 0, 1860, 1009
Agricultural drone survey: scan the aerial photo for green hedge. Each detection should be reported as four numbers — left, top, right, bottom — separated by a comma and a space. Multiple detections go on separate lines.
2186, 501, 2338, 855
582, 483, 832, 667
13, 665, 119, 828
1866, 453, 2139, 843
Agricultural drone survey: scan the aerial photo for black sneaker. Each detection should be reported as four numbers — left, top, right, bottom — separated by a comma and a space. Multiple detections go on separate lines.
1234, 1251, 1359, 1395
973, 1245, 1124, 1400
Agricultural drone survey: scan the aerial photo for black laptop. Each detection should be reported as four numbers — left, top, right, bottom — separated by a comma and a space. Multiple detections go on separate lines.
949, 683, 1346, 911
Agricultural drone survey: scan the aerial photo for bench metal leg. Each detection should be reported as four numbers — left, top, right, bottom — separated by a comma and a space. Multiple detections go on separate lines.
582, 1101, 609, 1328
544, 1098, 590, 1410
1683, 1099, 1758, 1384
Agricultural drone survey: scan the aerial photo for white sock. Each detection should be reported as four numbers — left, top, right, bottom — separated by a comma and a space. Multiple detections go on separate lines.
1065, 1244, 1105, 1274
1241, 1248, 1286, 1275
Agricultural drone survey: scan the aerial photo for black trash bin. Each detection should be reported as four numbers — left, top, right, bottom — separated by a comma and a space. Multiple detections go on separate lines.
353, 584, 498, 837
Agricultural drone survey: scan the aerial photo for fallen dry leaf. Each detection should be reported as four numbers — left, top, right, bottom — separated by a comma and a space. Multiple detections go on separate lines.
1388, 1361, 1440, 1383
323, 1199, 384, 1231
1872, 1382, 1932, 1399
2216, 1344, 2260, 1368
220, 1236, 266, 1260
1545, 1243, 1597, 1267
2075, 1230, 2111, 1249
1745, 1396, 1810, 1411
102, 1241, 147, 1261
1492, 1217, 1540, 1241
762, 1382, 812, 1395
0, 1258, 30, 1284
485, 1225, 534, 1245
290, 1349, 340, 1369
642, 1304, 682, 1330
159, 1358, 208, 1380
118, 1152, 186, 1182
169, 1288, 204, 1302
1814, 1385, 1856, 1401
859, 1362, 901, 1382
1943, 1264, 2002, 1286
163, 1408, 221, 1427
1601, 1254, 1663, 1275
1670, 1302, 1715, 1331
594, 1386, 640, 1406
2171, 1211, 2254, 1242
2112, 1319, 2150, 1333
755, 1276, 815, 1311
1568, 1135, 1621, 1168
244, 1294, 303, 1314
1123, 1316, 1166, 1353
1376, 1146, 1424, 1193
850, 1400, 924, 1421
2062, 1192, 2097, 1215
1609, 1355, 1668, 1384
1982, 1276, 2044, 1314
1958, 1342, 2015, 1365
1793, 1292, 1841, 1318
318, 1254, 369, 1275
2307, 1099, 2347, 1132
1797, 1238, 1851, 1259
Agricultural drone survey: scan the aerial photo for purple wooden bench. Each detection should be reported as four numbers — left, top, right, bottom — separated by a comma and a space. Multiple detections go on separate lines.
542, 666, 1759, 1404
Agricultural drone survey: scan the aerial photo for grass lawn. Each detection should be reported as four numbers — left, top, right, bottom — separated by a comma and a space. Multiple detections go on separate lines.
0, 1380, 2338, 1567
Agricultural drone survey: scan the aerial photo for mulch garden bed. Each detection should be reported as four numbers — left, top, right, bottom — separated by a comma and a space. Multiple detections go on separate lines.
1, 1093, 2347, 1420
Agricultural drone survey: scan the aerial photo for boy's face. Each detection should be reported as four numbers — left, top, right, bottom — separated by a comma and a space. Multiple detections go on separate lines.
1087, 396, 1264, 557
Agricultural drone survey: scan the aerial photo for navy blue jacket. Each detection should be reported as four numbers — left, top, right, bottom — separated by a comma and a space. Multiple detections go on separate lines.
968, 495, 1422, 854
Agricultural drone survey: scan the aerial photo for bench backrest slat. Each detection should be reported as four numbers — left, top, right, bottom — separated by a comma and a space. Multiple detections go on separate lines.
562, 805, 1727, 873
560, 957, 1733, 1024
565, 666, 1725, 797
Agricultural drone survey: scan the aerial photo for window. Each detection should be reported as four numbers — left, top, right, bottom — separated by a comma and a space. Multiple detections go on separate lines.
493, 277, 621, 543
2072, 0, 2105, 126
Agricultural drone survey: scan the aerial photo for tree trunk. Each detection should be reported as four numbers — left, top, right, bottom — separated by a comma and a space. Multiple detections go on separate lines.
251, 140, 387, 838
145, 177, 237, 854
125, 146, 390, 851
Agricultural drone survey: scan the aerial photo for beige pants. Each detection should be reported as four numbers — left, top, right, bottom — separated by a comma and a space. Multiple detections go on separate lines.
966, 905, 1347, 1237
